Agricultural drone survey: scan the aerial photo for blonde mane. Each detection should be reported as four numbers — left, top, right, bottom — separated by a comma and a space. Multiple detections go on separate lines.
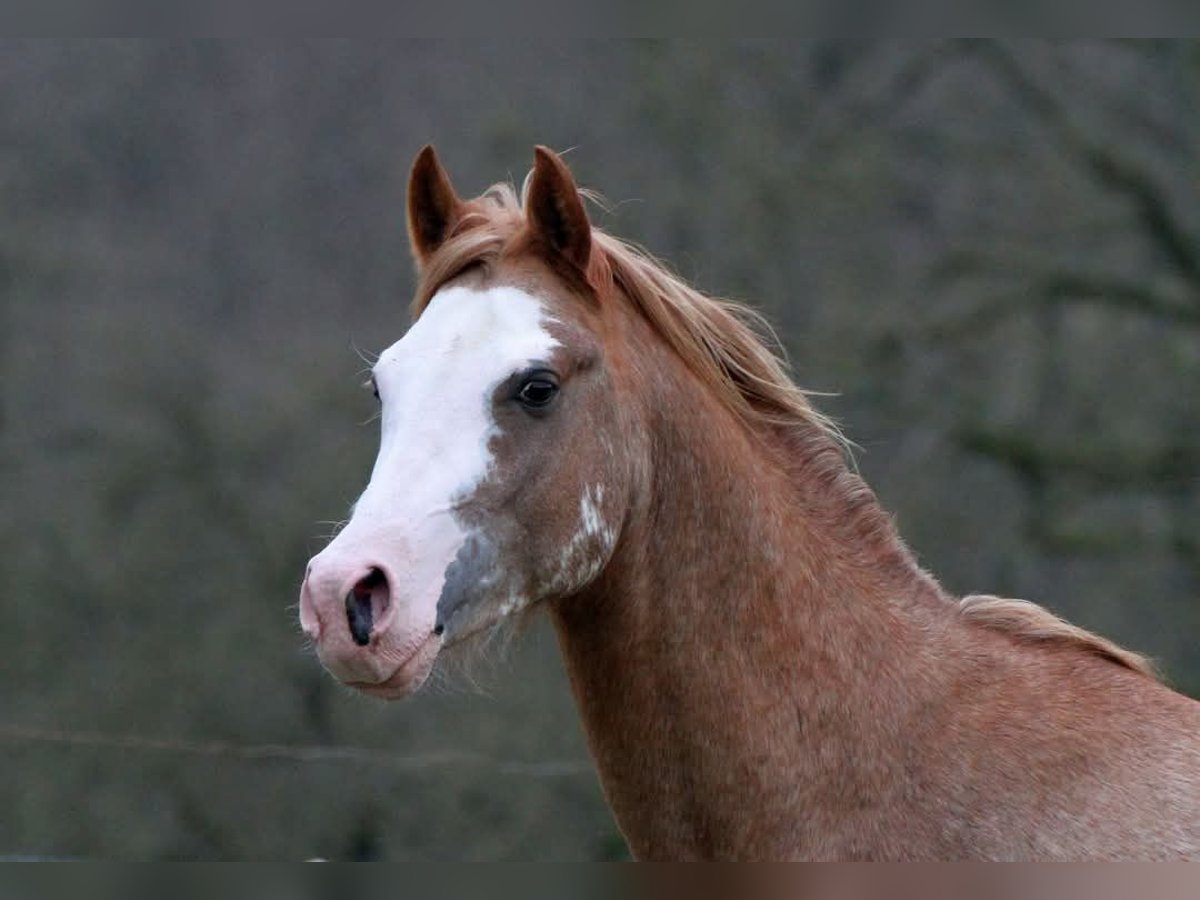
411, 175, 1157, 683
411, 179, 846, 451
960, 595, 1158, 678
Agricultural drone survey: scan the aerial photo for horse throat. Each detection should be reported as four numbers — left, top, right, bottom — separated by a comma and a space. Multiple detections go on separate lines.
548, 370, 951, 860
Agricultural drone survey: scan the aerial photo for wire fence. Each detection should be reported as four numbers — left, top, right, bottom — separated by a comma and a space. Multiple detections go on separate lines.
0, 723, 594, 779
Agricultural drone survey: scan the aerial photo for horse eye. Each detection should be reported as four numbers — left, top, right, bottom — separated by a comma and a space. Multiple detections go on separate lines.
364, 377, 379, 401
516, 377, 559, 410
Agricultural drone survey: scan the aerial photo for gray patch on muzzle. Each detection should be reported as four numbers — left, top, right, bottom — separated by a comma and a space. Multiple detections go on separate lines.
435, 531, 501, 642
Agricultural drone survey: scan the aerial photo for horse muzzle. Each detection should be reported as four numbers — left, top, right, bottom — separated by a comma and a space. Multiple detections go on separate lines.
299, 551, 442, 699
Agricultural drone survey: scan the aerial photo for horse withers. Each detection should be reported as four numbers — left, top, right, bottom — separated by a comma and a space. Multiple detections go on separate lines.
299, 146, 1200, 860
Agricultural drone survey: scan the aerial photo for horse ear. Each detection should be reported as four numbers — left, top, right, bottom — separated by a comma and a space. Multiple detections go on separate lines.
407, 145, 464, 266
526, 146, 591, 272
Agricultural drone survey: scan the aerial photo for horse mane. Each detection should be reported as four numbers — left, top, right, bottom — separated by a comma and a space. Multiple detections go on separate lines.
411, 179, 846, 450
960, 595, 1158, 678
410, 175, 1157, 683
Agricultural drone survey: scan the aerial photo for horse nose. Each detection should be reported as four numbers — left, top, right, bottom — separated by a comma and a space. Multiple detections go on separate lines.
345, 568, 389, 646
300, 557, 394, 649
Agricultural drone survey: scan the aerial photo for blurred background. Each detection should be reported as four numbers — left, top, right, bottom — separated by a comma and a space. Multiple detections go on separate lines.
1, 40, 1197, 860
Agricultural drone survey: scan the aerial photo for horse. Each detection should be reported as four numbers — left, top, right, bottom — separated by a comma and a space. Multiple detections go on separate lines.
298, 145, 1200, 860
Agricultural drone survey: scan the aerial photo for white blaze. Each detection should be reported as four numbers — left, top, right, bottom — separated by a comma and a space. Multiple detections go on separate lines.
364, 285, 557, 520
316, 284, 558, 626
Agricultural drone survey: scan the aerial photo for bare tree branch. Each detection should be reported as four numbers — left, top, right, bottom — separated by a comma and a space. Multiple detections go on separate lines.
1171, 530, 1200, 567
928, 250, 1200, 339
1039, 270, 1200, 322
874, 40, 972, 109
960, 425, 1200, 489
968, 41, 1200, 295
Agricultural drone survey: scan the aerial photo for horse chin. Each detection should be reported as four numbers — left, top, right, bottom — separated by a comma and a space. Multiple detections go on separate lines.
346, 631, 442, 701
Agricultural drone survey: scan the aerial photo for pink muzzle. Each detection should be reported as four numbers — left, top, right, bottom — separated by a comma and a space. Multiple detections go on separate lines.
299, 548, 441, 697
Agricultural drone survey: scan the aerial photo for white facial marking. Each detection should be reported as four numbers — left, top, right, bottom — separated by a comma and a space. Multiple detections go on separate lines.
549, 483, 617, 595
580, 484, 609, 539
497, 587, 528, 619
320, 285, 558, 627
364, 284, 557, 520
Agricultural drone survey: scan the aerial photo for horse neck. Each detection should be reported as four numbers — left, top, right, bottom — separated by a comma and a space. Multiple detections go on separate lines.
548, 354, 957, 859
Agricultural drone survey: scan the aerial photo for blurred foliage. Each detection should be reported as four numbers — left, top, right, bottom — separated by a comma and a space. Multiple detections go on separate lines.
0, 40, 1197, 859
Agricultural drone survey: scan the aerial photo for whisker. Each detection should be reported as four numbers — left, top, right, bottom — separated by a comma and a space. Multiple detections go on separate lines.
311, 519, 350, 542
351, 340, 379, 367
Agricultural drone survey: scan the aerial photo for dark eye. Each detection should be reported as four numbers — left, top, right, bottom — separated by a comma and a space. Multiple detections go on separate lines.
364, 377, 379, 401
516, 375, 559, 410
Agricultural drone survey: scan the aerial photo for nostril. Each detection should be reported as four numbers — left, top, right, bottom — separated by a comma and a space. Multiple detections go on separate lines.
345, 567, 389, 647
